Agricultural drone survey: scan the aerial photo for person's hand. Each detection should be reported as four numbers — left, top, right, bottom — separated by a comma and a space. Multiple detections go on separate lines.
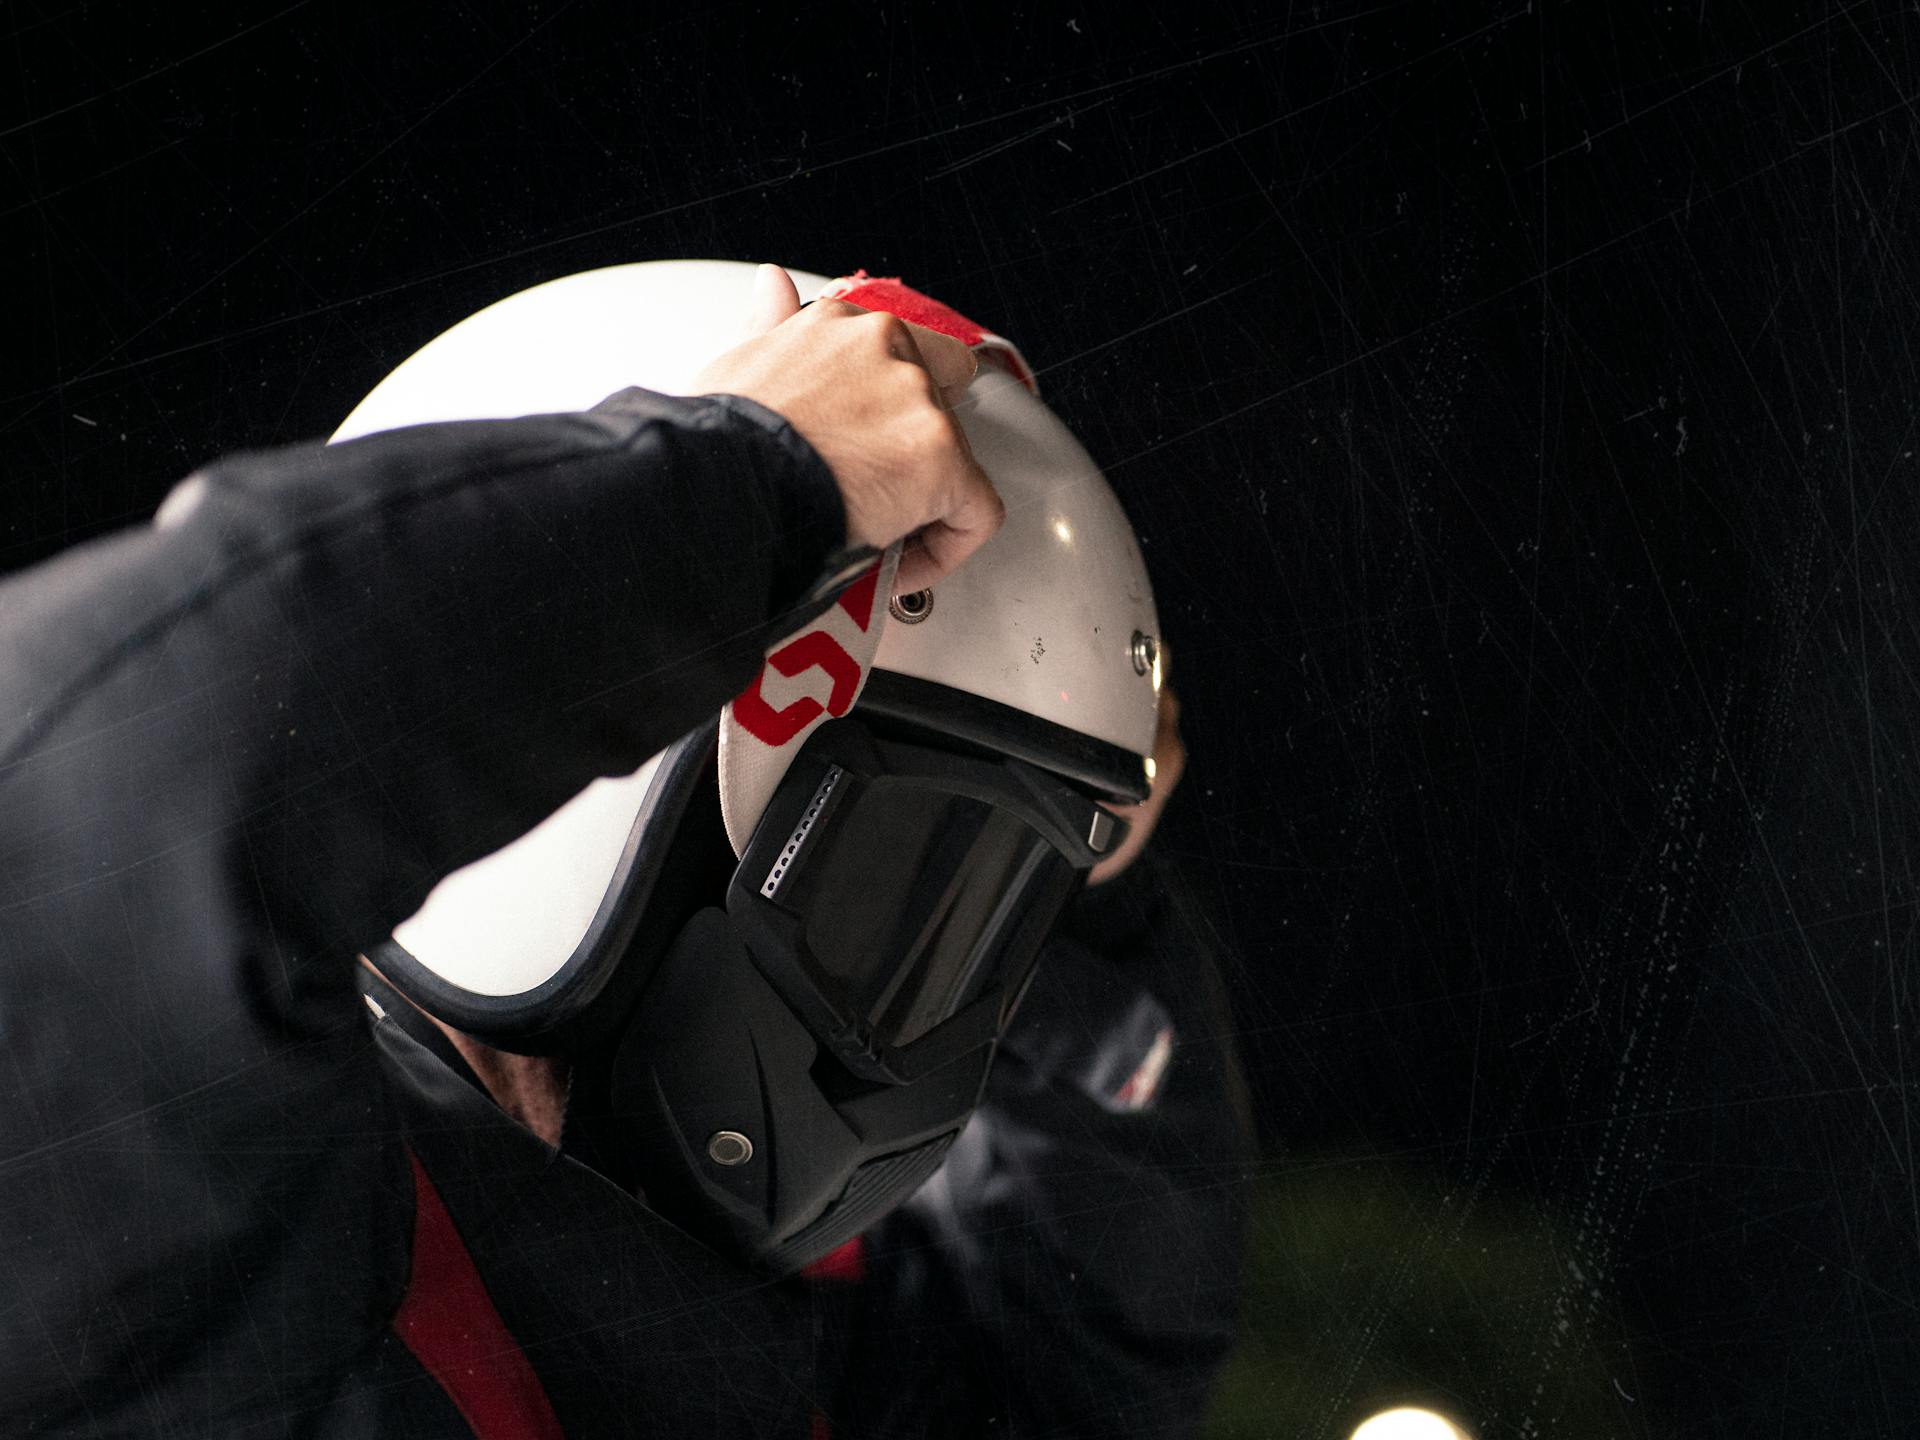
692, 264, 1003, 593
1088, 689, 1186, 886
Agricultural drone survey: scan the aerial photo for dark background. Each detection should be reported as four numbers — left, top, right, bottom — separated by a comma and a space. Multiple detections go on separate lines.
6, 3, 1917, 1435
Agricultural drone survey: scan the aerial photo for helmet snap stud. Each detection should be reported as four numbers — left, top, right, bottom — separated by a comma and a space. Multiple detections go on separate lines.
707, 1131, 754, 1166
1130, 631, 1158, 677
888, 589, 934, 624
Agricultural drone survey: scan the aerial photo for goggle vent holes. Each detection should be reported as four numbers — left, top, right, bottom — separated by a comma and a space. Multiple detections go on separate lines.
761, 764, 843, 899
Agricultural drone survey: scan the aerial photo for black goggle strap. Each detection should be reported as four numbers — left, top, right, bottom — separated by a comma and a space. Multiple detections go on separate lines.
1005, 757, 1132, 866
760, 733, 1129, 868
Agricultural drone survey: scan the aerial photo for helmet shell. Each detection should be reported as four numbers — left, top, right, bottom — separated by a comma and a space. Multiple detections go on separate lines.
338, 260, 1160, 1018
874, 361, 1159, 761
335, 260, 833, 438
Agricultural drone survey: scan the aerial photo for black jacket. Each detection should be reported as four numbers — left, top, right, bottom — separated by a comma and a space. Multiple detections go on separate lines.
0, 389, 1248, 1437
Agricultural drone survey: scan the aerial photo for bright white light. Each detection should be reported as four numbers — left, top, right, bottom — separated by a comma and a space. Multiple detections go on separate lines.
1349, 1408, 1471, 1440
1051, 517, 1074, 545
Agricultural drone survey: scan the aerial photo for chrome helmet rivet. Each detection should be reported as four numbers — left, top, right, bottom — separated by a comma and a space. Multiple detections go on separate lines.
1130, 630, 1158, 677
889, 589, 934, 624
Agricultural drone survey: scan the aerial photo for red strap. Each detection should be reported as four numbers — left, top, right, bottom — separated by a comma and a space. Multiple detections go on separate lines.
829, 270, 1038, 393
798, 1236, 864, 1439
393, 1147, 566, 1439
829, 272, 988, 347
799, 1234, 868, 1284
834, 563, 881, 633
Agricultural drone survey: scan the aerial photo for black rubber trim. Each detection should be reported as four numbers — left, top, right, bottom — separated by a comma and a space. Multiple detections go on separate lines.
855, 670, 1150, 805
367, 719, 720, 1054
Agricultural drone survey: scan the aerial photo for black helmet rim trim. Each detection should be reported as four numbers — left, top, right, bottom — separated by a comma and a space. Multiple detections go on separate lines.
367, 719, 721, 1055
855, 669, 1152, 805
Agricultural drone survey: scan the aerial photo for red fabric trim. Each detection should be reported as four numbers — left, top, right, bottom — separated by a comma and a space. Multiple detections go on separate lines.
832, 274, 989, 348
811, 1410, 834, 1440
393, 1147, 566, 1440
827, 269, 1039, 396
799, 1234, 868, 1284
835, 561, 881, 632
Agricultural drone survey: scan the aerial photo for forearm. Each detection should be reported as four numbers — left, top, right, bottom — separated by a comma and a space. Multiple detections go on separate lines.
0, 388, 849, 1423
0, 389, 847, 1006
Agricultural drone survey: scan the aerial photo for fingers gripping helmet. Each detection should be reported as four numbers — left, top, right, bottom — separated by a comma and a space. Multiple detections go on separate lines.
335, 261, 1163, 1271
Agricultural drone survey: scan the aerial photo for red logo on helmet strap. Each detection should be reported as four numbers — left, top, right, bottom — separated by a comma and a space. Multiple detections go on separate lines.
836, 565, 880, 633
731, 630, 863, 747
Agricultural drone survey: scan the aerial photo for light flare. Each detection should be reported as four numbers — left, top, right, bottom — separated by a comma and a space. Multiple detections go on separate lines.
1349, 1408, 1471, 1440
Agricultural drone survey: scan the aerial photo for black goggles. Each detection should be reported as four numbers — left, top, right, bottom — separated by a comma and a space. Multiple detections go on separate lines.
726, 717, 1128, 1085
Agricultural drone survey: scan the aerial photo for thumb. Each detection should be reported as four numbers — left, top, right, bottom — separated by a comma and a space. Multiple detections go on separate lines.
743, 263, 803, 337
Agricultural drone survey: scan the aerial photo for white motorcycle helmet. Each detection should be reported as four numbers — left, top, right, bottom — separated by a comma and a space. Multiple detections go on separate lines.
337, 261, 1163, 1270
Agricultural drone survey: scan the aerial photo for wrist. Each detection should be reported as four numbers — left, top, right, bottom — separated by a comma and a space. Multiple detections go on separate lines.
702, 392, 861, 614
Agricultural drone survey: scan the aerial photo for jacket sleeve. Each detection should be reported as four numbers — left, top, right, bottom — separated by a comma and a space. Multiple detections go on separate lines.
0, 389, 853, 1431
830, 852, 1256, 1439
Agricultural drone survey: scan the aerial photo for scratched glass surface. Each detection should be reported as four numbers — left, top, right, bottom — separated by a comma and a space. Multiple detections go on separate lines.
6, 5, 1915, 1436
